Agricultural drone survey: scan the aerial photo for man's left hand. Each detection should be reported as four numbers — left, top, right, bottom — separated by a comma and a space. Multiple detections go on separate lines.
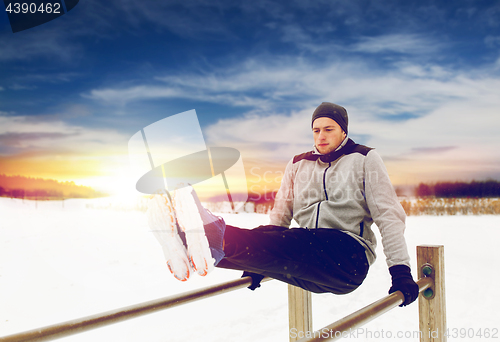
388, 265, 419, 307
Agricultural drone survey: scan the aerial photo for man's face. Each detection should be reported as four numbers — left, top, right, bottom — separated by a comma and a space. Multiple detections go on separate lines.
312, 117, 346, 154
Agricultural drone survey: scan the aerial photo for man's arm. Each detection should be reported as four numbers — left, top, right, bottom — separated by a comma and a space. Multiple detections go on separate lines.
269, 159, 294, 227
364, 150, 410, 268
364, 150, 418, 306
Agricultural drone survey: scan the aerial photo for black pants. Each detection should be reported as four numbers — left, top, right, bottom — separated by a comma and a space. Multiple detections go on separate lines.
217, 225, 369, 294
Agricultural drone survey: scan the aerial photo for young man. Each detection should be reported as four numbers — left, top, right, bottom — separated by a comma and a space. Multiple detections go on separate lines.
148, 102, 419, 307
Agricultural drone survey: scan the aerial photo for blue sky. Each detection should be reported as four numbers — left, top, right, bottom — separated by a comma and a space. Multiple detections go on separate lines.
1, 0, 500, 194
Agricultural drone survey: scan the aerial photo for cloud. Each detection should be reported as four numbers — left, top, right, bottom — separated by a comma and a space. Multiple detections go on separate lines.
0, 131, 76, 145
0, 0, 138, 62
12, 73, 81, 86
4, 0, 500, 187
111, 0, 236, 39
84, 45, 500, 112
84, 86, 182, 105
182, 56, 500, 182
8, 84, 38, 90
410, 146, 458, 154
484, 35, 500, 48
85, 50, 500, 124
0, 115, 128, 157
351, 34, 442, 55
0, 27, 81, 62
203, 109, 313, 161
0, 132, 77, 155
0, 113, 135, 190
0, 0, 494, 64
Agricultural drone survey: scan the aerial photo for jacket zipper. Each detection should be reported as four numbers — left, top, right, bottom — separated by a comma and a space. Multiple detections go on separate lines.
315, 202, 321, 229
323, 162, 331, 200
315, 162, 331, 228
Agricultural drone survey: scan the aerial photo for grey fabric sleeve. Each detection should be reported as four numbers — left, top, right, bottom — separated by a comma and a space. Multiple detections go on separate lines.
364, 150, 411, 268
269, 159, 294, 227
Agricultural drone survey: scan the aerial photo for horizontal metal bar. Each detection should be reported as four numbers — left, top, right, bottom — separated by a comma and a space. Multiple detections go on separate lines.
296, 277, 434, 342
0, 276, 272, 342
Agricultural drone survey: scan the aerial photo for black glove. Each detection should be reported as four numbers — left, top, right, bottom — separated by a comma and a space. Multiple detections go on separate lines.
388, 265, 419, 307
241, 271, 265, 291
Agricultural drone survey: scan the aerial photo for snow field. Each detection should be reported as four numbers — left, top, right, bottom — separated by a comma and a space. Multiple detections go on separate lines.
0, 197, 499, 341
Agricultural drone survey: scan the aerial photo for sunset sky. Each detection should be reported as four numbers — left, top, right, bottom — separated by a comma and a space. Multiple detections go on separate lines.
1, 0, 500, 197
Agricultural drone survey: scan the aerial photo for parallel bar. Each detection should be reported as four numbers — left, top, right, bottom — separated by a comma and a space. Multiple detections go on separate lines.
296, 277, 433, 342
0, 277, 271, 342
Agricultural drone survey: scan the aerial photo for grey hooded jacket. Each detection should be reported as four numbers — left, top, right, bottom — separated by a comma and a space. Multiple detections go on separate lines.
269, 138, 411, 268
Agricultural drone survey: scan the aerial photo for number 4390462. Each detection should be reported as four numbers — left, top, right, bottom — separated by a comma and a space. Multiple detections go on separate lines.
5, 2, 61, 14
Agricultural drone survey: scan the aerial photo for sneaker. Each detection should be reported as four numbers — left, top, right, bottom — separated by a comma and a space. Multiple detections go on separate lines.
147, 192, 192, 281
172, 184, 225, 276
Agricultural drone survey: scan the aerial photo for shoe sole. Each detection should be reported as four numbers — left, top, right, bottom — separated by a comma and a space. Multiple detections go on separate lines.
172, 184, 214, 276
147, 193, 192, 281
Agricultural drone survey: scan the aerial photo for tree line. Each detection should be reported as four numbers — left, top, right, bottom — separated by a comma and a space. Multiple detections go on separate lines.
0, 174, 107, 200
415, 180, 500, 198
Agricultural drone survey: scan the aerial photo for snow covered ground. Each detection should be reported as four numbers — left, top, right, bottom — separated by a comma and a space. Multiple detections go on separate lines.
1, 197, 499, 341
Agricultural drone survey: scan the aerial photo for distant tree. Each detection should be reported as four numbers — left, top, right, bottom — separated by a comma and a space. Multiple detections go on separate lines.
433, 180, 500, 198
474, 180, 500, 197
11, 188, 25, 199
416, 183, 434, 197
248, 191, 277, 204
0, 174, 107, 199
434, 182, 456, 197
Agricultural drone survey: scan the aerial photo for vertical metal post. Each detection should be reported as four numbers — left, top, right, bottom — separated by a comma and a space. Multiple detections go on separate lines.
417, 245, 447, 342
288, 284, 312, 342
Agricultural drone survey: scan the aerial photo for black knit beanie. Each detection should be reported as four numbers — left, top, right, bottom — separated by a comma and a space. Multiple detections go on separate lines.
311, 102, 348, 134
